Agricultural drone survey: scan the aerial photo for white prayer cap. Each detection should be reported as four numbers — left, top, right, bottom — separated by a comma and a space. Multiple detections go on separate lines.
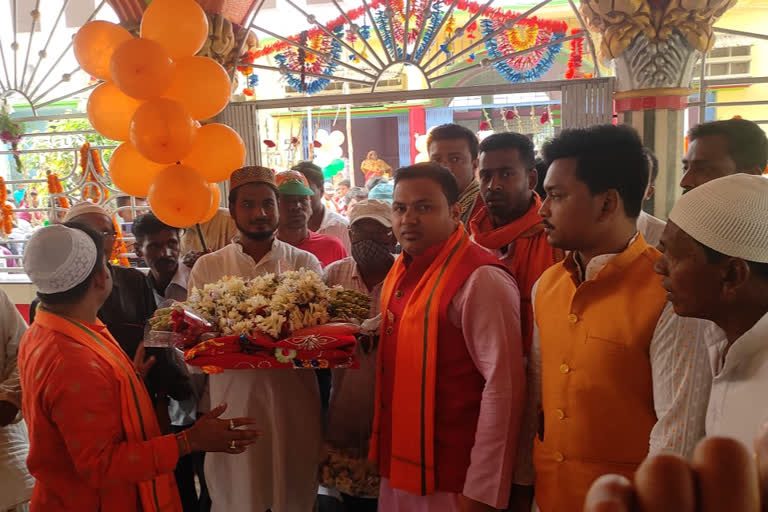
62, 201, 109, 223
669, 174, 768, 263
348, 199, 392, 228
23, 225, 98, 294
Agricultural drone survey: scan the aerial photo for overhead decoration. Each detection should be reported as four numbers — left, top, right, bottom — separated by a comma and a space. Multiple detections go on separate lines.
565, 29, 587, 79
73, 0, 244, 228
480, 17, 566, 83
274, 27, 345, 95
239, 0, 580, 91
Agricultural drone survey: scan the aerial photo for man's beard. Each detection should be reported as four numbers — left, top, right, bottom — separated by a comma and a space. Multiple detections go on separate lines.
236, 220, 276, 241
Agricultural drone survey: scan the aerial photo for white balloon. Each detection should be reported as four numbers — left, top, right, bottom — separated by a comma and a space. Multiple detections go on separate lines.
328, 130, 345, 147
415, 135, 428, 154
329, 146, 343, 159
314, 154, 333, 168
414, 152, 429, 163
315, 129, 330, 144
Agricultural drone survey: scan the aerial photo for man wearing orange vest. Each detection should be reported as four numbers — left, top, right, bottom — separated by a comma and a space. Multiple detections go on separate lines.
517, 125, 715, 512
370, 162, 526, 511
469, 132, 564, 356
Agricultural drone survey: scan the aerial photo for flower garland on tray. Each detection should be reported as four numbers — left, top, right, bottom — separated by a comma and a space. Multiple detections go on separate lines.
480, 18, 564, 83
183, 271, 370, 339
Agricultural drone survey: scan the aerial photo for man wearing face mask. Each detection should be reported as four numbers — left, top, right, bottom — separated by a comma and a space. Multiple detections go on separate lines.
321, 199, 396, 512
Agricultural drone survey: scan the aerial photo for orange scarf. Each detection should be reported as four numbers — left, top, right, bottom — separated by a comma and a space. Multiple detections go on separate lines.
371, 224, 472, 495
34, 309, 182, 512
469, 194, 545, 250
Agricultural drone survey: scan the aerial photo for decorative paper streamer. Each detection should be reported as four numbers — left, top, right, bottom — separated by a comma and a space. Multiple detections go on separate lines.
413, 0, 445, 61
480, 18, 564, 83
275, 26, 344, 95
565, 29, 585, 79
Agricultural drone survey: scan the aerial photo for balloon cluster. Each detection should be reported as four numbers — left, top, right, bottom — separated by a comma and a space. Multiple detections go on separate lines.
73, 0, 245, 228
313, 129, 346, 178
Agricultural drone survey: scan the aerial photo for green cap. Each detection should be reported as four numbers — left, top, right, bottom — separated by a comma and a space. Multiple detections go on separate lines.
276, 170, 315, 196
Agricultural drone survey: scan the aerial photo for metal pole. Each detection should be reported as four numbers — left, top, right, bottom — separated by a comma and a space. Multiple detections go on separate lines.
698, 51, 707, 124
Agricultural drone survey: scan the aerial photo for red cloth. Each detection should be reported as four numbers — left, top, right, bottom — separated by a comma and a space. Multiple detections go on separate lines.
185, 330, 359, 373
18, 313, 181, 512
296, 231, 348, 268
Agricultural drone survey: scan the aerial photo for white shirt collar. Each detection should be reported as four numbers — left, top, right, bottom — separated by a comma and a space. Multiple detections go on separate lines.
231, 236, 293, 270
575, 232, 640, 282
716, 311, 768, 377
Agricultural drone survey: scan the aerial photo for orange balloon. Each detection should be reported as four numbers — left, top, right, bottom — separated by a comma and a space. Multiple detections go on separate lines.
109, 143, 166, 197
110, 38, 174, 99
148, 165, 212, 228
130, 98, 197, 164
164, 57, 232, 120
182, 124, 245, 182
141, 0, 209, 59
73, 21, 132, 80
199, 183, 221, 224
87, 82, 142, 141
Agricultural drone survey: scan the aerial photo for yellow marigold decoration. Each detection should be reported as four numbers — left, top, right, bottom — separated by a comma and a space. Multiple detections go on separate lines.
445, 15, 455, 35
111, 215, 130, 267
0, 177, 13, 235
507, 24, 538, 51
79, 142, 109, 203
46, 172, 70, 210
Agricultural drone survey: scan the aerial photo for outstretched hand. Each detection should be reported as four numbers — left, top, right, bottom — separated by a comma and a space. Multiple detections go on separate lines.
186, 403, 261, 455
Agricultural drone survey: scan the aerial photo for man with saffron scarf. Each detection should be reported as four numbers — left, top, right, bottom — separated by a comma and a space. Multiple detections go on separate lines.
18, 224, 260, 512
469, 132, 563, 356
371, 163, 526, 511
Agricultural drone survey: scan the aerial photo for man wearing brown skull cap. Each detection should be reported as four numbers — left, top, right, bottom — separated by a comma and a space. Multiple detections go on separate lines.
188, 166, 324, 512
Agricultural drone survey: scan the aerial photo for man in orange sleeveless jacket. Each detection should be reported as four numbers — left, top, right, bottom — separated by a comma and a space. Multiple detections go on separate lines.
514, 125, 717, 512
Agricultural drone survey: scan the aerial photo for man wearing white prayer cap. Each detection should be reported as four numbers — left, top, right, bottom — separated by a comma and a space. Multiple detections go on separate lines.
17, 224, 260, 512
50, 201, 192, 434
654, 173, 768, 451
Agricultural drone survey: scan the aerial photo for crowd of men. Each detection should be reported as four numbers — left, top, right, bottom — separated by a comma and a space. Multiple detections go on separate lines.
1, 118, 768, 512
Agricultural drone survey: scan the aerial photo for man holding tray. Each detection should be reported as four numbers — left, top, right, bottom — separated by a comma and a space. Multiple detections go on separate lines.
188, 166, 324, 512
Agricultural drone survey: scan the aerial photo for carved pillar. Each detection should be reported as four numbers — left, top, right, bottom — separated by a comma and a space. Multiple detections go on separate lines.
580, 0, 735, 217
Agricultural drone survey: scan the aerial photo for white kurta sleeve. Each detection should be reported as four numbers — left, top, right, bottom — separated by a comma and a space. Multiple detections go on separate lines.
0, 290, 27, 409
648, 302, 715, 458
513, 280, 540, 486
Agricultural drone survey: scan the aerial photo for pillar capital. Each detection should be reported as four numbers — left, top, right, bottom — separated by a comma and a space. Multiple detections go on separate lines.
579, 0, 735, 91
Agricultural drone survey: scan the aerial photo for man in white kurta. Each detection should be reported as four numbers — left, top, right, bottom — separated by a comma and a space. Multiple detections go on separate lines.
188, 166, 324, 512
654, 173, 768, 452
0, 288, 34, 511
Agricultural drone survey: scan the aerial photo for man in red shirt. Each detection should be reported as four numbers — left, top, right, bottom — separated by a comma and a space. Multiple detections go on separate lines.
276, 170, 347, 268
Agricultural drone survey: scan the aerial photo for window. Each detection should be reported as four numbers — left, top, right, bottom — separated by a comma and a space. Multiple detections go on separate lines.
693, 45, 752, 79
450, 96, 482, 107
